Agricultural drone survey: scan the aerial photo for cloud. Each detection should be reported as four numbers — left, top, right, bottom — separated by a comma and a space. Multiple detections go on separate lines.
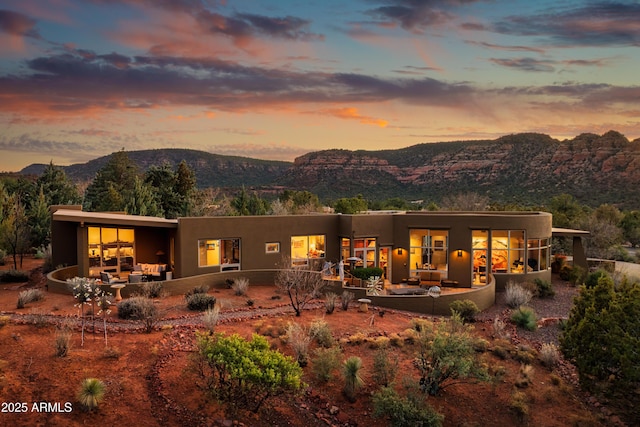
465, 40, 545, 54
0, 9, 41, 38
490, 2, 640, 47
320, 107, 388, 127
489, 57, 556, 72
363, 0, 483, 33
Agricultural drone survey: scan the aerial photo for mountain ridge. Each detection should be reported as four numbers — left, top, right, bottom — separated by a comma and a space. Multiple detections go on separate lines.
19, 131, 640, 209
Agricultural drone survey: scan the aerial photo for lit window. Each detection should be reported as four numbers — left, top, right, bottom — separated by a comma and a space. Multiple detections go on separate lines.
198, 238, 241, 268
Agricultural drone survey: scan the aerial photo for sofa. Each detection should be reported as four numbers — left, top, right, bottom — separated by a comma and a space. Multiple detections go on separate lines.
134, 263, 168, 281
419, 271, 441, 287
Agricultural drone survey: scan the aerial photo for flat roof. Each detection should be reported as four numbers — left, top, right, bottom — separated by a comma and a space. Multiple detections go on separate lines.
552, 227, 590, 236
53, 209, 178, 228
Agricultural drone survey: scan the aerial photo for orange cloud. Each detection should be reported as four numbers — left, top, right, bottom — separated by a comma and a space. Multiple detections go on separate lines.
322, 107, 388, 128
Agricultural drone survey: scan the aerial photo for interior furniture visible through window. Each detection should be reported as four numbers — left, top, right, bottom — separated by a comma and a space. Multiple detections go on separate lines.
410, 229, 449, 277
291, 235, 325, 266
88, 226, 135, 276
198, 238, 241, 270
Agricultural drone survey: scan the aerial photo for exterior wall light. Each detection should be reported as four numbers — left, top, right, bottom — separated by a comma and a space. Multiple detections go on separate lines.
398, 248, 403, 255
457, 249, 463, 258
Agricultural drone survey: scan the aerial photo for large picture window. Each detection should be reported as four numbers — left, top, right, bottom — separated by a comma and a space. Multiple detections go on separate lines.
198, 238, 240, 270
410, 229, 448, 276
88, 226, 135, 275
291, 235, 325, 265
354, 238, 376, 268
527, 238, 550, 272
491, 230, 525, 274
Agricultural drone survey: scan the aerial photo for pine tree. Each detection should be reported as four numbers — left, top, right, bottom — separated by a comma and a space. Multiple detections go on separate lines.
84, 150, 139, 212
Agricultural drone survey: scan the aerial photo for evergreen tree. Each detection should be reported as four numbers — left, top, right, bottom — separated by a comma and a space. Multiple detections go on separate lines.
175, 160, 196, 216
35, 162, 81, 206
84, 150, 139, 212
333, 195, 367, 214
124, 176, 163, 217
232, 187, 268, 216
0, 194, 31, 269
28, 187, 51, 247
144, 163, 178, 218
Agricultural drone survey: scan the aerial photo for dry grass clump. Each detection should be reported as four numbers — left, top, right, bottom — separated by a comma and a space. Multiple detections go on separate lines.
17, 288, 44, 309
515, 364, 534, 388
231, 277, 249, 296
539, 342, 560, 369
505, 281, 533, 308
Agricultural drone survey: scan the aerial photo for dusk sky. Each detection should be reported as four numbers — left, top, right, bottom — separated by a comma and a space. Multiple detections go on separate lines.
1, 0, 639, 172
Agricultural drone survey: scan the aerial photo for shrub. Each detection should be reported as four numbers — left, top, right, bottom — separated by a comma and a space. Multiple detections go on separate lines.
77, 378, 106, 411
372, 385, 444, 427
449, 299, 479, 323
539, 342, 560, 368
342, 356, 364, 402
286, 322, 311, 366
309, 318, 334, 348
505, 282, 532, 308
513, 344, 537, 364
195, 332, 304, 413
140, 281, 164, 299
509, 390, 529, 422
117, 296, 158, 333
372, 347, 399, 387
534, 278, 555, 298
340, 290, 354, 310
511, 306, 537, 331
202, 305, 220, 333
311, 346, 342, 382
492, 317, 510, 340
231, 277, 249, 296
185, 284, 209, 297
515, 364, 534, 388
584, 269, 608, 289
351, 267, 384, 280
16, 288, 44, 309
0, 269, 29, 283
0, 315, 9, 328
186, 293, 216, 311
324, 292, 338, 314
54, 327, 72, 357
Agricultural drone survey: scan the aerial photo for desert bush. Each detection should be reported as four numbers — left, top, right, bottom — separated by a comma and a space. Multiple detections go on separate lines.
185, 284, 209, 297
116, 296, 158, 333
372, 347, 399, 387
309, 318, 334, 348
16, 288, 44, 309
492, 317, 510, 340
409, 318, 433, 333
491, 340, 511, 360
340, 290, 354, 310
275, 258, 327, 316
232, 277, 249, 296
510, 390, 529, 422
194, 332, 303, 413
513, 344, 537, 364
415, 319, 490, 396
286, 322, 311, 366
311, 346, 342, 382
202, 305, 221, 333
140, 281, 165, 299
0, 269, 29, 283
103, 346, 121, 359
515, 364, 534, 388
372, 385, 444, 427
584, 269, 608, 289
449, 299, 479, 323
539, 342, 560, 368
534, 278, 555, 298
77, 378, 106, 411
324, 292, 338, 314
0, 315, 9, 328
54, 323, 73, 357
186, 293, 216, 311
342, 356, 364, 402
505, 281, 532, 308
511, 306, 537, 331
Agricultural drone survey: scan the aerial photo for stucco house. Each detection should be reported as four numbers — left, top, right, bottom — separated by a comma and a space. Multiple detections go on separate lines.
48, 206, 587, 315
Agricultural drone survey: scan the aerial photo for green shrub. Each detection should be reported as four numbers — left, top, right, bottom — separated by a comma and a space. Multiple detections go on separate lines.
186, 293, 216, 311
372, 385, 444, 427
342, 356, 364, 402
77, 378, 106, 411
449, 299, 479, 323
584, 269, 608, 289
309, 318, 334, 348
511, 306, 537, 331
16, 288, 44, 309
311, 346, 342, 382
195, 332, 304, 412
351, 267, 384, 280
372, 346, 399, 387
534, 278, 555, 298
0, 269, 29, 283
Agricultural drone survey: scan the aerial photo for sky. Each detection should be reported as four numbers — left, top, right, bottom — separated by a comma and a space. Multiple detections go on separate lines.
0, 0, 639, 172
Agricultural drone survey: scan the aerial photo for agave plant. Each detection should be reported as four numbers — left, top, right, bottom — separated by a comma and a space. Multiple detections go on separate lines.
342, 356, 364, 402
77, 378, 105, 410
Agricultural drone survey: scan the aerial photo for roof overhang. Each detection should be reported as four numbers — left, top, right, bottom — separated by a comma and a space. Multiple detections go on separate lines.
552, 227, 590, 237
52, 209, 178, 229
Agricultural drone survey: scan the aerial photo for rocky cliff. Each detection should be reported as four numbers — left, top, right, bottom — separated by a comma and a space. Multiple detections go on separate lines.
276, 131, 640, 208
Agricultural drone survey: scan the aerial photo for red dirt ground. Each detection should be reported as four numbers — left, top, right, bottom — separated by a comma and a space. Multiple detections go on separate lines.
0, 257, 620, 426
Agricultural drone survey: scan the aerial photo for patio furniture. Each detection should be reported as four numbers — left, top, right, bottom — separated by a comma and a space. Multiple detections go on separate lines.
419, 271, 441, 287
357, 298, 371, 312
110, 284, 126, 302
100, 272, 126, 285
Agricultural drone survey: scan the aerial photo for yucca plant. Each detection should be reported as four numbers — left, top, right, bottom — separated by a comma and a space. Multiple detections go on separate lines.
342, 356, 364, 402
77, 378, 106, 410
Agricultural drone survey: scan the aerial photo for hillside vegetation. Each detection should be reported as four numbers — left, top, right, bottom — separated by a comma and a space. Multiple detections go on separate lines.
20, 131, 640, 208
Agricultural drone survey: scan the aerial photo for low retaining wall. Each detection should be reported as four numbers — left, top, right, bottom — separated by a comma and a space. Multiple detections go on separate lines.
343, 275, 496, 316
47, 266, 495, 315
